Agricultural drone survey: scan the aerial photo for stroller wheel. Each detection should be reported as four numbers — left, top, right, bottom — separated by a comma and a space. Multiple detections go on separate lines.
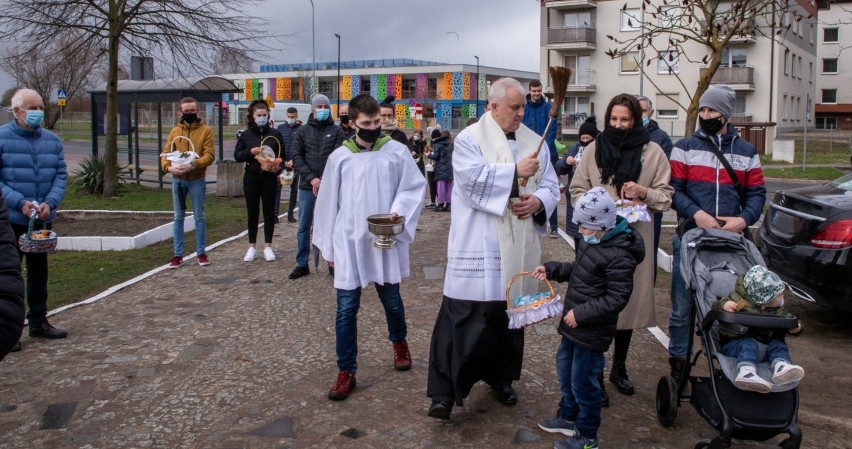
656, 375, 679, 427
693, 443, 710, 449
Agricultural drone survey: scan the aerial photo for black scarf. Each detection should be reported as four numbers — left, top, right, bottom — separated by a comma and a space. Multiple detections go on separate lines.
594, 124, 650, 192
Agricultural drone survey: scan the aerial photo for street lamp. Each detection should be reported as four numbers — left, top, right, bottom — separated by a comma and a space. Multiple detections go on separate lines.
308, 0, 316, 97
335, 33, 341, 114
474, 55, 480, 116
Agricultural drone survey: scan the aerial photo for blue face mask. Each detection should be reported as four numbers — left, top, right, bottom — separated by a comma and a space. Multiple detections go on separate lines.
315, 109, 330, 121
254, 115, 268, 127
582, 232, 600, 245
642, 115, 650, 127
23, 110, 44, 128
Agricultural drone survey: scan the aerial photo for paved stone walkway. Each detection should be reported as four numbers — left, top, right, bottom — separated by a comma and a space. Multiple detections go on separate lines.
0, 201, 792, 448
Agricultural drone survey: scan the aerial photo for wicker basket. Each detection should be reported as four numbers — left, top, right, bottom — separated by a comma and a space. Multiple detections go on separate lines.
257, 136, 283, 173
615, 185, 651, 223
18, 211, 57, 254
505, 271, 562, 329
279, 168, 295, 186
160, 135, 199, 166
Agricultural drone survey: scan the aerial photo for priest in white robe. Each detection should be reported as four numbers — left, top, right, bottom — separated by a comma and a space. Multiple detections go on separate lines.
426, 78, 560, 419
313, 94, 426, 401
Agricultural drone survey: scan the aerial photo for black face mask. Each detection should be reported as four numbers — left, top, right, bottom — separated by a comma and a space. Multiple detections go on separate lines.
181, 113, 198, 124
699, 116, 725, 135
339, 114, 349, 125
356, 126, 382, 144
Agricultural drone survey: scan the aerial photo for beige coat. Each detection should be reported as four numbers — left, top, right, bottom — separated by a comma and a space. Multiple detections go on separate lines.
569, 141, 673, 330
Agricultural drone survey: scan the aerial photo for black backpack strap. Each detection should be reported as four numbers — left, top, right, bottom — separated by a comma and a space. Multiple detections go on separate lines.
702, 138, 746, 207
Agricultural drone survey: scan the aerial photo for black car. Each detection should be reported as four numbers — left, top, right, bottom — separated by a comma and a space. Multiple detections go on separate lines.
757, 173, 852, 312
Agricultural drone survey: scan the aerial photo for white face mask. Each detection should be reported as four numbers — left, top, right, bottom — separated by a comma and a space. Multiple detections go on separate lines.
413, 135, 421, 141
286, 118, 296, 126
254, 115, 269, 127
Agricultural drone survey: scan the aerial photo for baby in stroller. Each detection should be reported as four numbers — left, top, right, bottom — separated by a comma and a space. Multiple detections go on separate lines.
712, 265, 804, 393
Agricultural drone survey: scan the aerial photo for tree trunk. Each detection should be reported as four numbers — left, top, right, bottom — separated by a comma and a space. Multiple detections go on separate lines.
685, 48, 724, 136
103, 0, 120, 197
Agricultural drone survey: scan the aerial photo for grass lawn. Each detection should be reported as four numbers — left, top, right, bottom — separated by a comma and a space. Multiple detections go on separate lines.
769, 140, 852, 166
762, 166, 845, 180
37, 182, 250, 310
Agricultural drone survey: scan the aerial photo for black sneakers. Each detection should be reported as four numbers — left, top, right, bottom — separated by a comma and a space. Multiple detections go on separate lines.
288, 265, 310, 280
29, 321, 68, 339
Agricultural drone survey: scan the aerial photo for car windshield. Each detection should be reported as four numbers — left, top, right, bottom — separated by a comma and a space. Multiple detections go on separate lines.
831, 173, 852, 191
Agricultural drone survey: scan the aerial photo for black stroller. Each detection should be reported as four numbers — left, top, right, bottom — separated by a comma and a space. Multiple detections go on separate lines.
655, 228, 803, 449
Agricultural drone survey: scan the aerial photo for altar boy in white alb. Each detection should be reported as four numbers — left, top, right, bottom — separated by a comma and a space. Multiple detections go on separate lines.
313, 94, 426, 401
426, 77, 560, 419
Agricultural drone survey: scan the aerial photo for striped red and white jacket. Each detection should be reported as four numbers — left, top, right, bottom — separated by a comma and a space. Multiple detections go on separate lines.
670, 123, 766, 226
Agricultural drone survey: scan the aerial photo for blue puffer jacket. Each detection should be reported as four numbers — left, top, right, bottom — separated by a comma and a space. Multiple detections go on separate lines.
0, 120, 67, 225
670, 123, 765, 226
647, 119, 673, 160
523, 94, 557, 159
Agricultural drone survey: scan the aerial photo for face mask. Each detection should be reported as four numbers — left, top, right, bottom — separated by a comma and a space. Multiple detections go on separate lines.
254, 115, 268, 127
23, 110, 44, 128
642, 115, 650, 127
356, 126, 382, 144
699, 116, 725, 135
315, 109, 330, 121
339, 114, 349, 124
413, 135, 421, 141
286, 118, 296, 126
582, 233, 600, 245
182, 113, 198, 124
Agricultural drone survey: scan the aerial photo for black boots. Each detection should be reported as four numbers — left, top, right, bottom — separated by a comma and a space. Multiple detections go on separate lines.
598, 372, 610, 407
609, 361, 635, 395
669, 356, 688, 386
609, 330, 635, 395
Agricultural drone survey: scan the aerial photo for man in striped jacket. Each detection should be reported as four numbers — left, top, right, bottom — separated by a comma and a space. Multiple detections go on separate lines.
667, 84, 766, 384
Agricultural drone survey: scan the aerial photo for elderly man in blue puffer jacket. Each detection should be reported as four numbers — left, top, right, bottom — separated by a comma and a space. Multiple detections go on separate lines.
0, 88, 68, 346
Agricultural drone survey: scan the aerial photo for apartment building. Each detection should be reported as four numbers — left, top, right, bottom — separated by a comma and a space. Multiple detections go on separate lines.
814, 0, 852, 130
539, 0, 820, 145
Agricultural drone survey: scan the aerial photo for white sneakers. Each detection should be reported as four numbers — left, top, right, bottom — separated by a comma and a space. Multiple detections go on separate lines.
244, 247, 276, 262
734, 364, 772, 393
772, 361, 805, 386
734, 361, 805, 393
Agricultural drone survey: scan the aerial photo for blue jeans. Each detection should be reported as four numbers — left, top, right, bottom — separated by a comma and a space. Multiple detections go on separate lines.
336, 283, 407, 373
668, 234, 692, 358
555, 337, 605, 440
295, 188, 316, 267
172, 178, 207, 256
721, 338, 792, 367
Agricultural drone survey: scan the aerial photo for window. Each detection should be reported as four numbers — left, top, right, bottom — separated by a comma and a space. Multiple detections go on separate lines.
809, 62, 814, 83
562, 96, 591, 126
427, 79, 438, 98
822, 89, 837, 103
733, 94, 747, 116
816, 117, 837, 129
823, 58, 838, 73
790, 52, 797, 77
797, 56, 802, 79
796, 97, 801, 121
782, 94, 788, 121
564, 12, 592, 28
657, 109, 678, 118
784, 50, 790, 75
657, 51, 679, 74
824, 27, 839, 43
620, 52, 640, 73
402, 78, 416, 99
721, 48, 748, 67
361, 79, 371, 94
621, 9, 641, 31
656, 94, 679, 118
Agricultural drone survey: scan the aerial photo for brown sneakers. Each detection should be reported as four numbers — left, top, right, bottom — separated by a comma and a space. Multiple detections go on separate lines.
328, 370, 356, 400
393, 340, 412, 371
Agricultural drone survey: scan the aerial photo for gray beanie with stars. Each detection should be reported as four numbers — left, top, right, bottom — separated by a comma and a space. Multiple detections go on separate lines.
572, 187, 617, 230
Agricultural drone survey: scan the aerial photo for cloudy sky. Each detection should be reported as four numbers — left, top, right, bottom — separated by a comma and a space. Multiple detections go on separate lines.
1, 0, 541, 96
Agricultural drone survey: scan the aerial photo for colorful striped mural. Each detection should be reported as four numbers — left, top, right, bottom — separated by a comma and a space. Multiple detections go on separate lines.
342, 75, 352, 100
350, 76, 361, 98
442, 72, 453, 100
415, 74, 427, 100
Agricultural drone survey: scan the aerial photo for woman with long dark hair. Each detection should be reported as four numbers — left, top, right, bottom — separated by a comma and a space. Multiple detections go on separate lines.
569, 94, 673, 404
234, 99, 285, 262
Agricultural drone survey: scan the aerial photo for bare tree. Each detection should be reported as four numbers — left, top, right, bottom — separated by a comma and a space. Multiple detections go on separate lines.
2, 32, 100, 129
603, 0, 815, 134
212, 48, 255, 75
0, 0, 274, 196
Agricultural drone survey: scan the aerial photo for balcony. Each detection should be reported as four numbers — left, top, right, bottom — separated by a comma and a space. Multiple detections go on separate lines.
548, 70, 596, 94
699, 66, 755, 90
545, 0, 597, 10
546, 27, 596, 50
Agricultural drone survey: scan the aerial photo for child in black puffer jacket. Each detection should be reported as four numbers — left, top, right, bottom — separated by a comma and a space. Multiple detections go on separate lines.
531, 187, 644, 449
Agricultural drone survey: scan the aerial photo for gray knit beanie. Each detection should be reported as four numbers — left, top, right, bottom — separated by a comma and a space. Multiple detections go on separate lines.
699, 85, 735, 119
572, 187, 617, 230
311, 94, 330, 109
